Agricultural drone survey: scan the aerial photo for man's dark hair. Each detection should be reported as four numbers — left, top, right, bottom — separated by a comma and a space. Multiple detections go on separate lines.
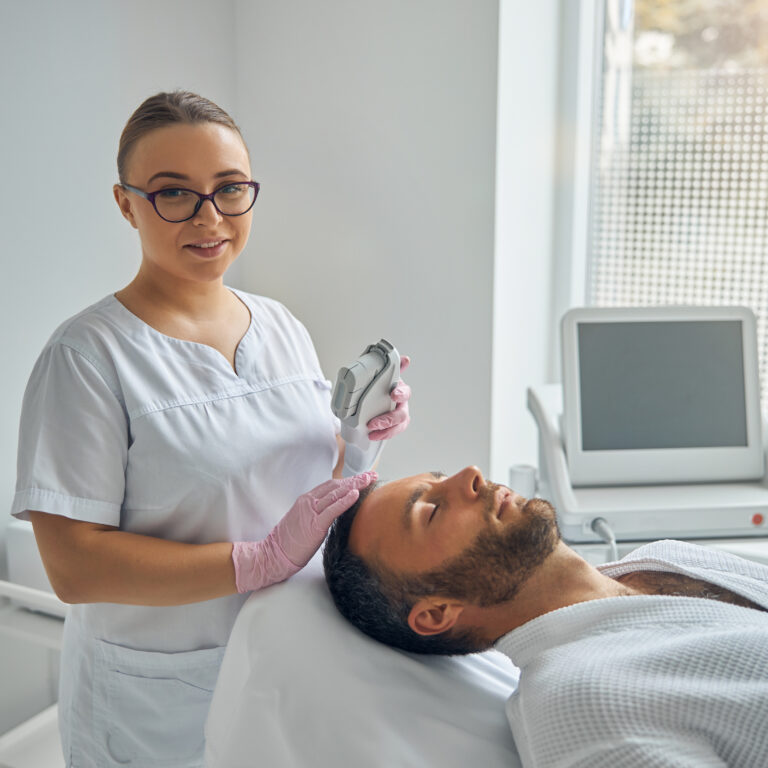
323, 486, 485, 656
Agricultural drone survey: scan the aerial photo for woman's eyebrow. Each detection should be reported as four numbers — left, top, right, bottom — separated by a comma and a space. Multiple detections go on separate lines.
146, 169, 248, 184
213, 169, 248, 179
148, 171, 188, 184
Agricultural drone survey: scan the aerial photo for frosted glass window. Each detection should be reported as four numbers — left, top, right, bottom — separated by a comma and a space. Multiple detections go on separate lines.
589, 0, 768, 412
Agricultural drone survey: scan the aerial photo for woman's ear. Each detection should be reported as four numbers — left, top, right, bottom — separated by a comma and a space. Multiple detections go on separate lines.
407, 598, 465, 636
113, 185, 138, 229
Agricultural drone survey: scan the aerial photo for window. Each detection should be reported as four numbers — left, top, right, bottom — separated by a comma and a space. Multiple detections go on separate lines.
588, 0, 768, 410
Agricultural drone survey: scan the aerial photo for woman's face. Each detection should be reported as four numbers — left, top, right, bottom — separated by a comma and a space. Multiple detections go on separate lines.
114, 122, 253, 285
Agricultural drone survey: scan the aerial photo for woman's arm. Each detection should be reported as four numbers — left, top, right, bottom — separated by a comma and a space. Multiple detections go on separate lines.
29, 511, 235, 606
28, 472, 375, 606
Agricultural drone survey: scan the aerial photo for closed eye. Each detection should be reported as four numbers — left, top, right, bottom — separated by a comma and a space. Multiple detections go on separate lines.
428, 504, 439, 524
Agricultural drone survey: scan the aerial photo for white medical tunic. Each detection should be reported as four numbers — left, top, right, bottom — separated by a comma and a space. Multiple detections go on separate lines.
496, 541, 768, 768
12, 290, 339, 768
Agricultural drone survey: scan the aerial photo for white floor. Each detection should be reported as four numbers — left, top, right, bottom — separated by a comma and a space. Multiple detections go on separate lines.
0, 705, 63, 768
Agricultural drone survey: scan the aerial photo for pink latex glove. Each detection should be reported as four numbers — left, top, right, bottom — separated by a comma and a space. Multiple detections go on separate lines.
367, 355, 411, 441
232, 472, 377, 593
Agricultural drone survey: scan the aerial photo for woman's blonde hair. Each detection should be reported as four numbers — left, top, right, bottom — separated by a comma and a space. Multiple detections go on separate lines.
117, 90, 245, 183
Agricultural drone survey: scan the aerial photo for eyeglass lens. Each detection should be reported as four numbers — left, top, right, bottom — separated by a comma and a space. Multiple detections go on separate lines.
155, 184, 256, 222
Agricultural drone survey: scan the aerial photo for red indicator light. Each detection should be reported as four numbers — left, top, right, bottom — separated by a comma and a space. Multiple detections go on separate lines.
752, 513, 764, 526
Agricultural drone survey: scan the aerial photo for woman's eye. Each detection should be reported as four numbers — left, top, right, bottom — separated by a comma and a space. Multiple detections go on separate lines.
218, 184, 245, 195
157, 189, 191, 199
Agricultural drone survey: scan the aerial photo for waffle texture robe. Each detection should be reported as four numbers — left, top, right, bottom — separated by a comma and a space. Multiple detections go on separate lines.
495, 540, 768, 768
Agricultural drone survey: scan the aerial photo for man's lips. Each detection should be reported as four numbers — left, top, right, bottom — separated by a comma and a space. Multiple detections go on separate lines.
496, 489, 527, 519
497, 490, 512, 519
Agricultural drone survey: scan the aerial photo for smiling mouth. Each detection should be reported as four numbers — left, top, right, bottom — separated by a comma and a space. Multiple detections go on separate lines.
186, 240, 226, 248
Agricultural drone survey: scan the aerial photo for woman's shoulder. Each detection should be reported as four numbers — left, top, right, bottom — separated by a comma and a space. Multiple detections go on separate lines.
45, 294, 126, 352
26, 295, 130, 397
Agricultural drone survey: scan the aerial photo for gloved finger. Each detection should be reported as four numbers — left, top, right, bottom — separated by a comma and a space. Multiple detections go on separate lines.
366, 383, 410, 432
314, 488, 363, 529
367, 400, 409, 432
389, 381, 411, 404
400, 355, 410, 372
308, 471, 375, 501
315, 471, 377, 509
306, 477, 348, 499
368, 401, 410, 441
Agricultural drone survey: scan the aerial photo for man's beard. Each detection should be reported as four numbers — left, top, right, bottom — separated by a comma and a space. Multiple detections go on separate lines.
398, 493, 561, 607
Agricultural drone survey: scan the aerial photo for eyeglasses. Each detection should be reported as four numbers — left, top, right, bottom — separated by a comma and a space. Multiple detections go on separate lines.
121, 181, 260, 223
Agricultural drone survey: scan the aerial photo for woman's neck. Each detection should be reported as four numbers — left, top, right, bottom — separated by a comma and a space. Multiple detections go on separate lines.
117, 267, 233, 322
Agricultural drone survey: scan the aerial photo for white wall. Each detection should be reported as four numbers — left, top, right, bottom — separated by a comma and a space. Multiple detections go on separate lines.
0, 0, 237, 736
232, 0, 500, 482
491, 0, 560, 481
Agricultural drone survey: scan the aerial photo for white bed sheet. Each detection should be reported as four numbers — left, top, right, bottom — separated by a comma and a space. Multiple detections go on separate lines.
205, 557, 521, 767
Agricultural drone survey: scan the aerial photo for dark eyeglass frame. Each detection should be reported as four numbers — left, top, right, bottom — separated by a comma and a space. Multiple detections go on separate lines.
121, 181, 260, 222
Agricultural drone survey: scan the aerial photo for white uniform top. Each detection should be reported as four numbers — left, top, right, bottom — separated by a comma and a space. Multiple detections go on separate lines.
12, 290, 339, 768
495, 541, 768, 768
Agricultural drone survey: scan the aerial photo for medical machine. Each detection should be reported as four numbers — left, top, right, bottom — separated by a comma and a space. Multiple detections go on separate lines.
332, 339, 400, 477
561, 306, 764, 486
528, 306, 768, 545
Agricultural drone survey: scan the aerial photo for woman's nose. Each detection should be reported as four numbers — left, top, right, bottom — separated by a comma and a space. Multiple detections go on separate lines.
452, 465, 484, 499
193, 198, 223, 225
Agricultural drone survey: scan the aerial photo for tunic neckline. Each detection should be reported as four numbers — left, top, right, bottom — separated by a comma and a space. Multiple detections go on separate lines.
109, 288, 254, 376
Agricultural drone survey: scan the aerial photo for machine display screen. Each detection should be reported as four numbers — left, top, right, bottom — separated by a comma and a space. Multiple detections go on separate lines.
577, 320, 748, 451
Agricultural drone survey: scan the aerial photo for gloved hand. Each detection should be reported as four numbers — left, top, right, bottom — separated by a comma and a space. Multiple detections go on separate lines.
232, 472, 377, 593
367, 355, 411, 441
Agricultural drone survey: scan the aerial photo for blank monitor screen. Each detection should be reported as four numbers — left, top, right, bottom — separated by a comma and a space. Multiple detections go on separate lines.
578, 320, 747, 451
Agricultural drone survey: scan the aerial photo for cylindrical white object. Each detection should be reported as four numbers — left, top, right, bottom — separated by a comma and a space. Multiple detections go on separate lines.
342, 439, 385, 477
508, 464, 537, 498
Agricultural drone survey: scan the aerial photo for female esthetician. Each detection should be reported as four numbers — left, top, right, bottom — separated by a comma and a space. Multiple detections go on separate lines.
11, 91, 410, 767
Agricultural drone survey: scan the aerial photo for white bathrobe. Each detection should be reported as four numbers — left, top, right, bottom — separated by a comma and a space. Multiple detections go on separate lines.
495, 540, 768, 768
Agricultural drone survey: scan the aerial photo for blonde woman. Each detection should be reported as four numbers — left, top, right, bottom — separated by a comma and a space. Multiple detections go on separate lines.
12, 91, 410, 767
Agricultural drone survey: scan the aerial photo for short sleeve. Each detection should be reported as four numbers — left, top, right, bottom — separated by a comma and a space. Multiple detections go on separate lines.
12, 342, 128, 526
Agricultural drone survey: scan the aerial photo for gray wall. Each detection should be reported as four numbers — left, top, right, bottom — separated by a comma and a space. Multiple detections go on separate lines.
232, 0, 499, 481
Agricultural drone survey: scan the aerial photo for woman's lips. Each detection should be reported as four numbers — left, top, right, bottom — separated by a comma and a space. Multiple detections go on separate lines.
184, 240, 228, 258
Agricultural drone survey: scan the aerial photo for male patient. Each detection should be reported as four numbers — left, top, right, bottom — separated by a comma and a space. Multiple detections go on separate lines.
323, 466, 768, 768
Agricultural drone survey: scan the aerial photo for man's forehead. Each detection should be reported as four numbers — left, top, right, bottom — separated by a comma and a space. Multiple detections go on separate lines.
365, 471, 446, 512
349, 471, 446, 556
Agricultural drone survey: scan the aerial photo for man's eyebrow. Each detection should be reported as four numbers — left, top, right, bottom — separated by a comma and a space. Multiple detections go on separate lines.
402, 485, 428, 531
147, 169, 248, 184
401, 472, 446, 530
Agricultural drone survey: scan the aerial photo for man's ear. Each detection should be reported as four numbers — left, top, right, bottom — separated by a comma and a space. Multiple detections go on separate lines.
113, 184, 138, 229
407, 597, 465, 637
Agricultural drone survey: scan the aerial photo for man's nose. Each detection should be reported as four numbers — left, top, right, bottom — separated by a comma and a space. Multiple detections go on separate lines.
451, 465, 484, 500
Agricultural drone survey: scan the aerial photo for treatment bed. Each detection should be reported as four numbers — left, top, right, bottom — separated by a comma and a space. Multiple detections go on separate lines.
204, 558, 521, 767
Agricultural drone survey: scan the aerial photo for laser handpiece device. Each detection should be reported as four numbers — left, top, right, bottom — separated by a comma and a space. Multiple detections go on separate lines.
331, 339, 401, 477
